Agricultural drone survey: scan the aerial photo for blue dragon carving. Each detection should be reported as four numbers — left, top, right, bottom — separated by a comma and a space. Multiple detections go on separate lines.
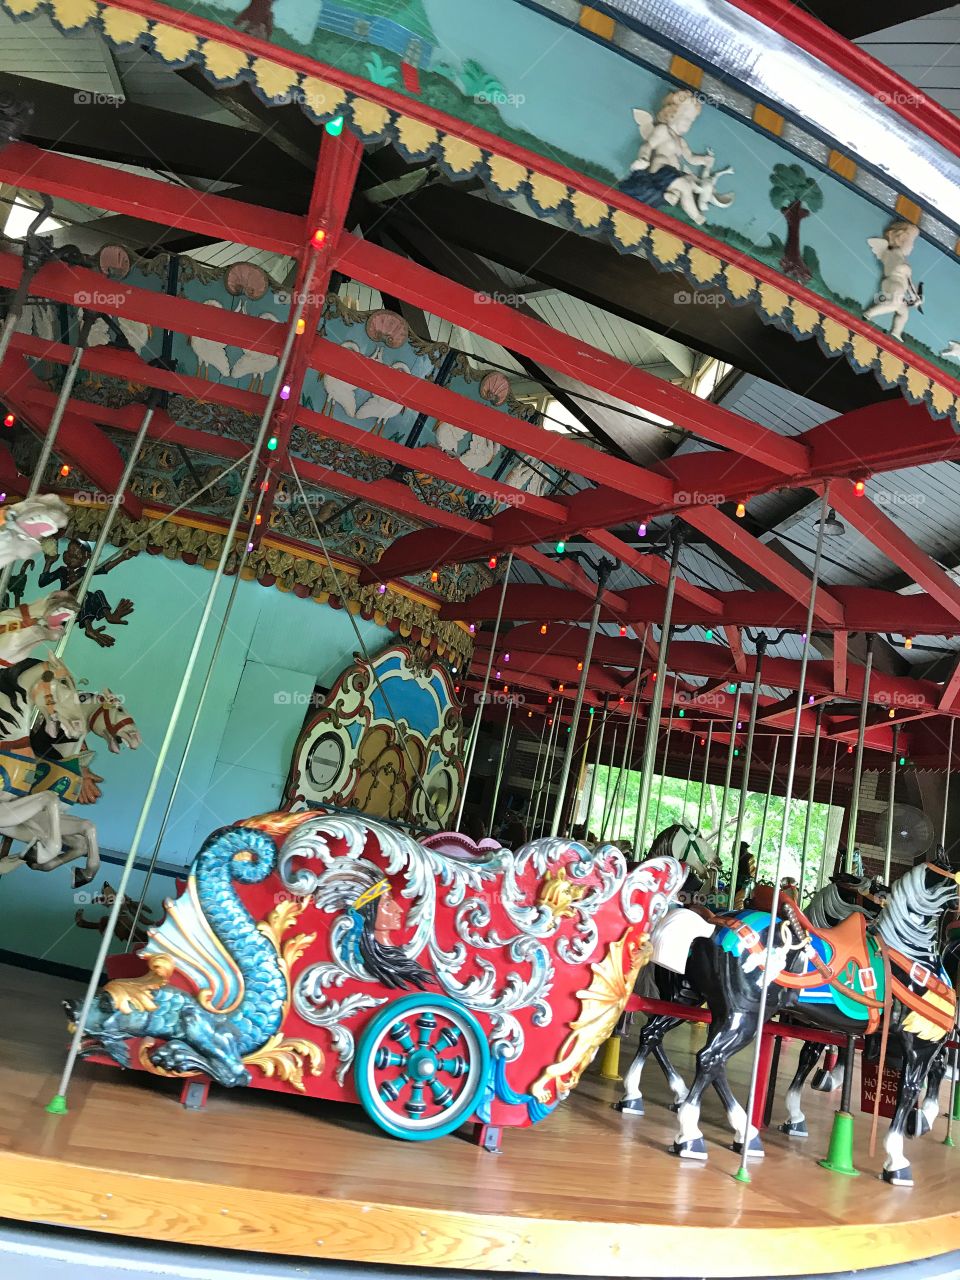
66, 827, 287, 1087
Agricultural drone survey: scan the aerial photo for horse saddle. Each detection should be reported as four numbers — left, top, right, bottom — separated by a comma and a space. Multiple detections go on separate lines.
776, 905, 886, 1030
648, 906, 716, 974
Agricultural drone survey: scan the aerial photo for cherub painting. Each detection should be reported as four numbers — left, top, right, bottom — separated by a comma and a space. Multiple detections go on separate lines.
618, 89, 734, 225
863, 220, 922, 341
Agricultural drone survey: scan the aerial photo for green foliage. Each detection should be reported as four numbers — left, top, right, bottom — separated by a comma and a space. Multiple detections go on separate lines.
458, 59, 506, 101
584, 767, 837, 900
769, 162, 824, 214
364, 51, 400, 87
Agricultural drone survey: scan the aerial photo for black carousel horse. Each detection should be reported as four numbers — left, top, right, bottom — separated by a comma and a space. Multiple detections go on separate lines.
671, 849, 958, 1185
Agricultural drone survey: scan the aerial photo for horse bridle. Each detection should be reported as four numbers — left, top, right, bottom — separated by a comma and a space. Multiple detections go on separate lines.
89, 699, 134, 741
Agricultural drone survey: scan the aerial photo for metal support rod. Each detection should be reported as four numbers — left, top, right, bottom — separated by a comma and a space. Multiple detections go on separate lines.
682, 733, 697, 822
598, 726, 620, 841
582, 696, 609, 833
51, 251, 320, 1110
757, 737, 780, 861
942, 718, 955, 850
845, 635, 875, 872
652, 673, 681, 837
696, 722, 714, 832
531, 708, 561, 835
818, 739, 841, 893
0, 314, 93, 600
455, 552, 514, 829
883, 726, 900, 884
615, 664, 644, 841
713, 685, 743, 860
798, 704, 825, 897
550, 594, 604, 836
488, 697, 514, 832
523, 717, 549, 830
736, 487, 830, 1182
630, 709, 650, 851
634, 538, 682, 855
727, 640, 767, 909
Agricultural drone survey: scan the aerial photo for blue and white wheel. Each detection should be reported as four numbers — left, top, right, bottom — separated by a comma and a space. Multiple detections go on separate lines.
354, 994, 490, 1141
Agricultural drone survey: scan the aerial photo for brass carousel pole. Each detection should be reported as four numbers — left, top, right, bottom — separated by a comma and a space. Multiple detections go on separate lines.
798, 703, 825, 899
845, 635, 875, 872
49, 250, 322, 1112
817, 739, 840, 893
757, 736, 780, 863
727, 637, 767, 909
455, 551, 514, 830
736, 488, 830, 1183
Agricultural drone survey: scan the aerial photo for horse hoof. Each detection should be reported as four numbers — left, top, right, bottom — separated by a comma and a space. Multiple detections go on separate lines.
670, 1137, 708, 1161
733, 1135, 765, 1158
72, 867, 94, 890
779, 1121, 808, 1139
882, 1166, 914, 1187
614, 1097, 644, 1116
668, 1100, 682, 1113
905, 1111, 930, 1139
811, 1070, 836, 1093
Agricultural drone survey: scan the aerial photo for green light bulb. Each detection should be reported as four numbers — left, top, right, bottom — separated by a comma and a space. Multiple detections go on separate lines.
267, 435, 278, 451
705, 628, 713, 640
556, 540, 565, 554
325, 115, 345, 136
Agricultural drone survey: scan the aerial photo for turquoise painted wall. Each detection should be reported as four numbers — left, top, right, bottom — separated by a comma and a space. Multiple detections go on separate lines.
0, 550, 388, 970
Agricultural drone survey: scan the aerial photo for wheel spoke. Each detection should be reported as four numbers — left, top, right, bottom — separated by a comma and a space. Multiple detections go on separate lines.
378, 1073, 408, 1103
389, 1019, 415, 1053
437, 1025, 461, 1050
428, 1077, 454, 1108
405, 1081, 427, 1116
374, 1048, 406, 1070
416, 1011, 437, 1048
438, 1054, 468, 1078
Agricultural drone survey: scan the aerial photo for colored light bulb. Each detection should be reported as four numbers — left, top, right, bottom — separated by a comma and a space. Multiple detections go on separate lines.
904, 636, 913, 649
59, 464, 70, 477
620, 625, 627, 636
296, 318, 306, 335
888, 708, 895, 718
555, 540, 565, 554
638, 522, 647, 537
577, 661, 583, 671
488, 556, 497, 569
431, 570, 439, 582
311, 228, 327, 247
854, 478, 866, 496
469, 623, 476, 634
898, 755, 906, 766
279, 384, 291, 401
2, 413, 13, 428
540, 624, 547, 635
735, 501, 746, 518
503, 653, 510, 662
678, 708, 685, 717
377, 584, 386, 594
267, 436, 278, 451
705, 628, 713, 640
727, 683, 736, 693
558, 683, 565, 692
325, 115, 345, 136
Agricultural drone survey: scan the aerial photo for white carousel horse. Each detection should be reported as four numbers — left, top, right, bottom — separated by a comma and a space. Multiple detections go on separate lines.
0, 495, 70, 568
0, 656, 100, 886
0, 592, 78, 665
31, 687, 142, 804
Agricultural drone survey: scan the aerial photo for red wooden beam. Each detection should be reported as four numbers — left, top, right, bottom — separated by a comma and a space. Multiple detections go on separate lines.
0, 142, 306, 257
829, 480, 960, 623
724, 626, 747, 676
294, 458, 485, 536
335, 235, 809, 476
833, 630, 848, 697
516, 547, 627, 612
586, 527, 722, 614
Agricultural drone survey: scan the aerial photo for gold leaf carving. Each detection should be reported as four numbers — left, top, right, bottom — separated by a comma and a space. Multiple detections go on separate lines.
243, 1034, 324, 1092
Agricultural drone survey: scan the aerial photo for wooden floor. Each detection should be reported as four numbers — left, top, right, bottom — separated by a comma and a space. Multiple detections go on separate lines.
1, 965, 958, 1277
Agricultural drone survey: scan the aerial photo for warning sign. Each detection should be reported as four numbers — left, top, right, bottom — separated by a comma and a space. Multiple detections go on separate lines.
860, 1057, 901, 1119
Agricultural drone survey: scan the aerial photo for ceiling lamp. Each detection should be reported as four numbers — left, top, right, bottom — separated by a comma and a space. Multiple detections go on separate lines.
816, 507, 846, 538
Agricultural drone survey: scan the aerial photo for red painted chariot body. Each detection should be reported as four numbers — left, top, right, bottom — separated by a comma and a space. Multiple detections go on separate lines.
77, 809, 683, 1143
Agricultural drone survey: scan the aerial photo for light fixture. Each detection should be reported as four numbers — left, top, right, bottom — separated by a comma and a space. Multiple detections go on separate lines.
816, 507, 846, 538
296, 319, 306, 336
488, 556, 498, 569
637, 522, 647, 537
279, 384, 291, 401
59, 464, 70, 477
540, 623, 548, 635
555, 540, 565, 554
904, 636, 913, 649
854, 477, 866, 497
705, 628, 713, 640
311, 227, 327, 247
735, 501, 746, 519
2, 413, 13, 428
267, 435, 278, 451
325, 115, 345, 136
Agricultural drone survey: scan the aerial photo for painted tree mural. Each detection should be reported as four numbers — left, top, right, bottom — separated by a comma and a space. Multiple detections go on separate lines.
769, 163, 823, 284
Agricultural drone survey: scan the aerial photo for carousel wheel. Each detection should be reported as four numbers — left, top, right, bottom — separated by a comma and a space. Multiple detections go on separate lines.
354, 994, 490, 1141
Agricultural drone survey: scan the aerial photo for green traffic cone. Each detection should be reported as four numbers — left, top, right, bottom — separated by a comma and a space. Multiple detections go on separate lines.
819, 1110, 859, 1176
44, 1094, 68, 1115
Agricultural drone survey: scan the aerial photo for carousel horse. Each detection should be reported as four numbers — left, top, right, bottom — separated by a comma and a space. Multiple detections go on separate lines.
0, 592, 78, 665
615, 872, 883, 1119
647, 823, 721, 902
0, 656, 101, 886
0, 495, 70, 568
668, 849, 958, 1184
31, 687, 142, 804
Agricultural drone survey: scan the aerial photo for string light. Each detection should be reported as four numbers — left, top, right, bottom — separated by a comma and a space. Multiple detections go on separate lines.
246, 541, 254, 552
2, 413, 13, 428
734, 747, 740, 756
555, 540, 565, 554
558, 683, 565, 692
503, 653, 510, 663
266, 435, 278, 451
727, 682, 736, 693
735, 501, 746, 519
637, 522, 647, 537
577, 661, 583, 671
488, 556, 498, 569
311, 228, 327, 247
495, 670, 501, 680
377, 584, 386, 594
904, 636, 913, 649
888, 708, 896, 718
619, 625, 627, 636
540, 623, 548, 635
854, 477, 866, 497
700, 736, 706, 746
678, 708, 685, 717
705, 628, 713, 640
548, 695, 553, 704
295, 318, 306, 336
255, 514, 262, 526
430, 570, 439, 582
279, 384, 291, 401
847, 744, 854, 754
325, 115, 345, 136
468, 623, 475, 634
59, 464, 70, 477
898, 754, 907, 766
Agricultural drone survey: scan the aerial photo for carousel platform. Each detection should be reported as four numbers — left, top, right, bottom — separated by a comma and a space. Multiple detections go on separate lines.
1, 964, 958, 1279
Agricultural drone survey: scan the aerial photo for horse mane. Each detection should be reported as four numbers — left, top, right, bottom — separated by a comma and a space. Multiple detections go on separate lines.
647, 824, 682, 860
0, 657, 40, 737
807, 880, 863, 931
874, 862, 958, 964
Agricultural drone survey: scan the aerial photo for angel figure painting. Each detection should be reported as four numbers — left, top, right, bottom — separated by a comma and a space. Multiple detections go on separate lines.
617, 89, 734, 225
863, 220, 922, 341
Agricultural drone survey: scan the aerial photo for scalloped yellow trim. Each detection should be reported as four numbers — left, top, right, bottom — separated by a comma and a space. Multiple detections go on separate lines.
930, 382, 954, 416
650, 227, 684, 264
3, 0, 40, 12
300, 75, 345, 116
201, 39, 248, 82
688, 248, 721, 284
790, 300, 819, 335
100, 5, 146, 43
251, 56, 297, 101
395, 115, 438, 155
723, 264, 755, 300
905, 366, 931, 403
758, 282, 788, 318
850, 332, 879, 370
528, 172, 568, 209
487, 154, 527, 192
51, 0, 95, 27
352, 97, 391, 138
570, 191, 607, 229
820, 317, 849, 353
610, 210, 648, 247
878, 349, 906, 386
150, 21, 197, 62
441, 136, 483, 174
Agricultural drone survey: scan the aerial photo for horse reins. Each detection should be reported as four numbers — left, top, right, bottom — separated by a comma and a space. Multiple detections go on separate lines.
88, 700, 134, 741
